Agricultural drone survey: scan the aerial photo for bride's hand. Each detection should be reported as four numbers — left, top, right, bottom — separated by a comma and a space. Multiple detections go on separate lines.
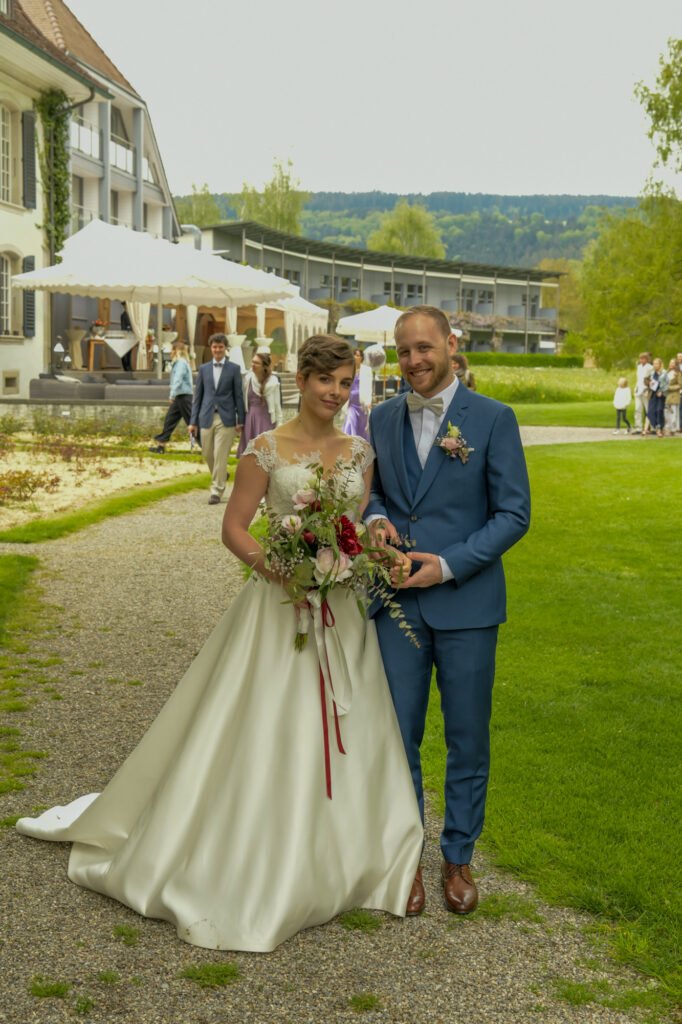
387, 549, 412, 586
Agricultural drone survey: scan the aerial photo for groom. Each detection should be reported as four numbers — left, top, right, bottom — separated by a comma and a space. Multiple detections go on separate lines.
366, 306, 530, 916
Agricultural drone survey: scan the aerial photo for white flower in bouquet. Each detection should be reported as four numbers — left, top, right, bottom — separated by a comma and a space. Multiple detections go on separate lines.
281, 514, 303, 533
292, 487, 318, 511
313, 548, 354, 584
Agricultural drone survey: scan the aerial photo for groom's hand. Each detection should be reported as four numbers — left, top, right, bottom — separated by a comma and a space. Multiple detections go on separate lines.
397, 552, 443, 589
368, 518, 400, 553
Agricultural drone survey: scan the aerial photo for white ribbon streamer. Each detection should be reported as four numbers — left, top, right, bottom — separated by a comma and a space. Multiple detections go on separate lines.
305, 590, 353, 717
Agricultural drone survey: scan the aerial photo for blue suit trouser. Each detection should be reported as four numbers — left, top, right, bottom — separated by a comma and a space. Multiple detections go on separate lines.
375, 593, 498, 865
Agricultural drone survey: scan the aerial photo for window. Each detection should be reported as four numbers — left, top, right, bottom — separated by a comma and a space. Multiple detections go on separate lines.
0, 105, 10, 202
0, 253, 11, 333
477, 289, 493, 306
284, 268, 301, 285
110, 108, 129, 141
522, 293, 539, 317
462, 287, 475, 312
110, 189, 119, 224
0, 1, 9, 17
406, 283, 424, 298
2, 371, 20, 396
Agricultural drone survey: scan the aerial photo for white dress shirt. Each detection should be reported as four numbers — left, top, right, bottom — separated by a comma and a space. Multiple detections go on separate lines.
212, 360, 225, 390
408, 377, 459, 467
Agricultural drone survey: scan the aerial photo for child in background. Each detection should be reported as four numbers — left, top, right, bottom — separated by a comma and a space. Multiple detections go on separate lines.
612, 376, 632, 434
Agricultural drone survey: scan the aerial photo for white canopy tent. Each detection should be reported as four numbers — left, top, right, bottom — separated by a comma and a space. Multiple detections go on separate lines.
335, 305, 403, 345
263, 292, 329, 370
11, 220, 297, 375
223, 292, 327, 369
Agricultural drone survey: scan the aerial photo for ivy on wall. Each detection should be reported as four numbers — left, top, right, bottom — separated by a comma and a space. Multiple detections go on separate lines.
35, 89, 71, 261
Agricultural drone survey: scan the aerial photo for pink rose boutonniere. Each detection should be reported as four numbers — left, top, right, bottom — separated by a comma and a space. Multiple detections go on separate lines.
435, 422, 474, 464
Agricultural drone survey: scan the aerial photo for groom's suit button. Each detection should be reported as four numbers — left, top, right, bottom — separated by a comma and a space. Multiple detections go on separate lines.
410, 514, 418, 522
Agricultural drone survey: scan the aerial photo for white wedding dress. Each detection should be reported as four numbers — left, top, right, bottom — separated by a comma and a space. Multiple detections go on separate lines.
17, 433, 423, 952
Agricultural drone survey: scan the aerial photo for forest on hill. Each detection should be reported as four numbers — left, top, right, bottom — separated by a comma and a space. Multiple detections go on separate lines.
203, 191, 638, 267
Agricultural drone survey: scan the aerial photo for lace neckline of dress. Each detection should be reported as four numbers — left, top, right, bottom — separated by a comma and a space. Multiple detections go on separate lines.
265, 431, 366, 471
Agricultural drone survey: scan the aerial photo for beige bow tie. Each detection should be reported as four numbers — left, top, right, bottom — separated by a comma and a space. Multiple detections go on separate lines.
406, 393, 444, 415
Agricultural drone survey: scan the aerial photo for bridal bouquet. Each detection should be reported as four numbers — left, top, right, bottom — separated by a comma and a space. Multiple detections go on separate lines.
253, 455, 416, 650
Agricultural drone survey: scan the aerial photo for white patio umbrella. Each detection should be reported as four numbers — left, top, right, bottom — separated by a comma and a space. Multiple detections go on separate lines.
12, 220, 297, 375
335, 305, 403, 345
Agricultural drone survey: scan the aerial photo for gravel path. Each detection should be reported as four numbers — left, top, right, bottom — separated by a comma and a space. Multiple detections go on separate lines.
0, 430, 670, 1023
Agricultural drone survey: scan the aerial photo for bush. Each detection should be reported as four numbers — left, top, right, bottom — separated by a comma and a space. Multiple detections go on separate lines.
0, 470, 61, 505
465, 352, 583, 368
29, 411, 149, 442
0, 414, 24, 435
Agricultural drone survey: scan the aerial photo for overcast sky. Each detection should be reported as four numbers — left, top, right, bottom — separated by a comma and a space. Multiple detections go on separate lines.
66, 0, 681, 198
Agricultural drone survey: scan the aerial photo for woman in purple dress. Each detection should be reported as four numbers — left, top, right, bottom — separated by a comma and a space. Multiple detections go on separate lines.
342, 349, 373, 440
237, 353, 283, 455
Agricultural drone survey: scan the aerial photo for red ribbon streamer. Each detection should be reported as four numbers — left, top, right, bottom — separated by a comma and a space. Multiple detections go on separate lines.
318, 599, 345, 799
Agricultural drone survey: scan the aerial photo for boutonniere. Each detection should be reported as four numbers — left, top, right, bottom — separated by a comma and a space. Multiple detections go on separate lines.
434, 422, 474, 464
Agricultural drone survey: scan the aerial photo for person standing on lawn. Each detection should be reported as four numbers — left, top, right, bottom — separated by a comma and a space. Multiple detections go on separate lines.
365, 306, 530, 918
633, 352, 653, 434
612, 376, 632, 434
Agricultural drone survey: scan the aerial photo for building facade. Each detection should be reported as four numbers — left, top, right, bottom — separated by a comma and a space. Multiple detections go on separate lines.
0, 0, 178, 398
201, 221, 561, 353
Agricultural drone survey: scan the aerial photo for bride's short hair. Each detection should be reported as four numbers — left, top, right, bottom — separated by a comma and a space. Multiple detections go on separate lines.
298, 334, 355, 378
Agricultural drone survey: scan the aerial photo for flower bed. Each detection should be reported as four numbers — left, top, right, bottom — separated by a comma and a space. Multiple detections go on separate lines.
0, 439, 205, 531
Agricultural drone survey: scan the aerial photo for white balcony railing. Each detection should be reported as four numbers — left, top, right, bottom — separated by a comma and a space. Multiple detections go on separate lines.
71, 204, 97, 234
110, 133, 134, 175
142, 157, 158, 185
70, 116, 100, 160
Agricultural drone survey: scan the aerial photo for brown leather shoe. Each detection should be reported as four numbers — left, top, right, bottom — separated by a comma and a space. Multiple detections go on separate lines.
441, 861, 478, 914
406, 866, 425, 916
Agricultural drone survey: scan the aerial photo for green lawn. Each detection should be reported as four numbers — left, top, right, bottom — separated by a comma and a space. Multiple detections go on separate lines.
422, 441, 681, 1005
474, 365, 615, 403
0, 472, 210, 544
511, 400, 617, 427
0, 555, 38, 643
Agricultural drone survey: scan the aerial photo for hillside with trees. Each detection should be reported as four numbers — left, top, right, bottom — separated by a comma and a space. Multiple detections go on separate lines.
175, 188, 637, 267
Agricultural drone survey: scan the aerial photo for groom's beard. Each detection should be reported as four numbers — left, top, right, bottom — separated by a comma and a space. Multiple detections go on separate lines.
408, 356, 454, 397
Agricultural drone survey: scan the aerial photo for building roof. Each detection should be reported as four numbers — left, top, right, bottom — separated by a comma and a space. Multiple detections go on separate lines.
20, 0, 138, 94
0, 0, 105, 95
210, 221, 561, 283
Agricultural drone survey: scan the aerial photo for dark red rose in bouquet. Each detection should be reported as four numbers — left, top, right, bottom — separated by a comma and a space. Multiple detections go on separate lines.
336, 515, 364, 557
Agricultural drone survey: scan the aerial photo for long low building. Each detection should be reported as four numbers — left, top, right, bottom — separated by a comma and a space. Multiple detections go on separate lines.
199, 221, 561, 353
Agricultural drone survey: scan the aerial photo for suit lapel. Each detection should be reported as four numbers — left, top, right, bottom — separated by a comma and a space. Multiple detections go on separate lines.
412, 385, 470, 506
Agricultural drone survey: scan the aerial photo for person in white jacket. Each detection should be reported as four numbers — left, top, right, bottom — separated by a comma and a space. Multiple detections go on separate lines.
237, 353, 283, 455
612, 376, 632, 434
633, 352, 653, 433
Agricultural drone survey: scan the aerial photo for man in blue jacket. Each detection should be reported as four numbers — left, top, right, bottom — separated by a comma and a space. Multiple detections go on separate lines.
366, 306, 530, 917
189, 334, 245, 505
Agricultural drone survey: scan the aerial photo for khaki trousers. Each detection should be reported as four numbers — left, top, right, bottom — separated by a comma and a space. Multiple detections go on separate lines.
201, 412, 236, 497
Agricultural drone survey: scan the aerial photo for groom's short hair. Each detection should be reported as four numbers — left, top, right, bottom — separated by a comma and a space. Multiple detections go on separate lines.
394, 305, 452, 343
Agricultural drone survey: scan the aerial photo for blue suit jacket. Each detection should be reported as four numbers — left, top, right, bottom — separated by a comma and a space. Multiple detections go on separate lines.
190, 360, 245, 430
366, 386, 530, 630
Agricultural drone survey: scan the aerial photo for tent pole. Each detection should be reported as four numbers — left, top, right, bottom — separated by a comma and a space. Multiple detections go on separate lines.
156, 288, 163, 379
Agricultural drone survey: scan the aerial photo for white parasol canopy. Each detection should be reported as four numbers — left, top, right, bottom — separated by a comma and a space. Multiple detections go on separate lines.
12, 221, 299, 373
335, 304, 403, 345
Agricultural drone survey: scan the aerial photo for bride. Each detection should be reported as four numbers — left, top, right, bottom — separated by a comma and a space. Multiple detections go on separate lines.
16, 334, 423, 953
